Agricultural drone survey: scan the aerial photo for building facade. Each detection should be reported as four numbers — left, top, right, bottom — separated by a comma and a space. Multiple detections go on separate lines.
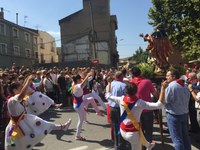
0, 8, 38, 68
37, 31, 59, 64
59, 0, 118, 66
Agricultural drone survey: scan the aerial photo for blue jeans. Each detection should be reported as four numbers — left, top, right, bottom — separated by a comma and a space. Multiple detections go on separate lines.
166, 113, 191, 150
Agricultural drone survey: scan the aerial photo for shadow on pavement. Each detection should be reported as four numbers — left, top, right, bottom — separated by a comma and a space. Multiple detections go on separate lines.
85, 138, 114, 149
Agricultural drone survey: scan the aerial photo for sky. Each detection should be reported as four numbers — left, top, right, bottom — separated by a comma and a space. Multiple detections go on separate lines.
0, 0, 153, 58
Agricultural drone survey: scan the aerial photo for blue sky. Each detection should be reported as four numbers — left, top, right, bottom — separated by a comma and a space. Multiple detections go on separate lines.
0, 0, 153, 58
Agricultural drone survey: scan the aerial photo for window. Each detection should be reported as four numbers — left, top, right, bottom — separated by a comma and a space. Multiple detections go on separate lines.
41, 53, 45, 63
33, 37, 37, 45
40, 38, 45, 49
35, 52, 38, 59
96, 42, 109, 51
0, 23, 6, 35
13, 46, 20, 56
13, 28, 19, 38
0, 43, 7, 54
25, 49, 31, 58
51, 43, 55, 52
25, 32, 30, 42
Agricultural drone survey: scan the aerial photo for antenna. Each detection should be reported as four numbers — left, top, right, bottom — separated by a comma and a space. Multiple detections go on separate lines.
24, 15, 28, 27
3, 8, 11, 13
34, 24, 41, 30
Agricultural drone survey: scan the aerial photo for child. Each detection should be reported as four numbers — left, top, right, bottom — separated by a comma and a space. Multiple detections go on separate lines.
4, 75, 71, 150
72, 71, 95, 141
105, 80, 167, 150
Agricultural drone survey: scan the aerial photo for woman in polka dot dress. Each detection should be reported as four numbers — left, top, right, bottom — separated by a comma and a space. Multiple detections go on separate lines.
4, 75, 71, 150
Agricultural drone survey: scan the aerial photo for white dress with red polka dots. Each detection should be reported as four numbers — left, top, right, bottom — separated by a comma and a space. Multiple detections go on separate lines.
26, 91, 54, 115
5, 94, 55, 150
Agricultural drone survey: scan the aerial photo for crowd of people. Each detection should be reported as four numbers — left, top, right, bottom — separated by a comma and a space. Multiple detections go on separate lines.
0, 64, 200, 150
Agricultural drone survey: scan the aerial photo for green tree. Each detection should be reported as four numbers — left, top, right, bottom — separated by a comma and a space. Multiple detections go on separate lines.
131, 47, 148, 64
148, 0, 200, 60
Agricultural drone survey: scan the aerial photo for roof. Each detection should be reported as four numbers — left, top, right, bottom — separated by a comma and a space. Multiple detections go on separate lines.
0, 18, 38, 35
110, 15, 118, 30
59, 10, 83, 25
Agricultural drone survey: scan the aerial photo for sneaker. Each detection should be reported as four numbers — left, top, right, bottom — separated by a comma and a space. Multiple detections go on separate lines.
83, 120, 89, 124
96, 112, 104, 117
146, 141, 155, 150
54, 103, 63, 108
62, 118, 72, 131
75, 136, 86, 141
163, 128, 169, 133
153, 119, 159, 124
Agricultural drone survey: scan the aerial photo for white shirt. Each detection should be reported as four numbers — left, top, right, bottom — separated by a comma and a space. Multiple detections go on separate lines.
106, 93, 163, 123
7, 94, 24, 117
73, 84, 83, 97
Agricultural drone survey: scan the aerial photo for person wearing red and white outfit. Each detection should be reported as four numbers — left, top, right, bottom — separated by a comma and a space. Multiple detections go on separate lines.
4, 75, 71, 150
105, 80, 168, 150
72, 71, 94, 141
81, 71, 106, 117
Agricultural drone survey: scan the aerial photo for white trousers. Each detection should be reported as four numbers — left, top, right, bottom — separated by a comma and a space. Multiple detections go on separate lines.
120, 129, 150, 150
74, 103, 86, 137
83, 92, 107, 110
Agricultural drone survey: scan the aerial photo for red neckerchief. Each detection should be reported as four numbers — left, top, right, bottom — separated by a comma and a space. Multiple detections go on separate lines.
131, 76, 143, 85
123, 95, 138, 104
6, 95, 12, 104
176, 79, 184, 87
114, 78, 123, 82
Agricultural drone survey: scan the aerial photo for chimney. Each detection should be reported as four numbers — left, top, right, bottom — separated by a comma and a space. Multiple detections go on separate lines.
0, 8, 4, 19
16, 13, 18, 24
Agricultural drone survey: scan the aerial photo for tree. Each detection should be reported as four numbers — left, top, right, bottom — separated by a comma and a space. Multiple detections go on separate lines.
148, 0, 200, 60
131, 47, 148, 64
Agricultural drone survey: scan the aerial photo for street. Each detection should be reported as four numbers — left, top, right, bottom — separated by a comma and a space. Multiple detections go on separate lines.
33, 106, 113, 150
1, 105, 199, 150
31, 106, 200, 150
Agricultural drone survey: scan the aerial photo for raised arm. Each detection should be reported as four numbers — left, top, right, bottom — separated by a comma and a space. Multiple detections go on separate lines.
18, 75, 34, 100
188, 84, 199, 102
158, 80, 168, 103
105, 78, 121, 103
80, 71, 94, 88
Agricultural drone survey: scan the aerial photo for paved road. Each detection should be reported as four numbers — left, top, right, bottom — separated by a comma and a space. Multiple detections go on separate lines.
32, 106, 200, 150
1, 106, 200, 150
33, 106, 113, 150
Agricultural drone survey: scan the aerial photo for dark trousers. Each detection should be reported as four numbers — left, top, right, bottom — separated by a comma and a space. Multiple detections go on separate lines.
141, 111, 154, 142
189, 98, 200, 131
110, 107, 131, 150
0, 99, 3, 128
59, 89, 67, 106
46, 92, 56, 102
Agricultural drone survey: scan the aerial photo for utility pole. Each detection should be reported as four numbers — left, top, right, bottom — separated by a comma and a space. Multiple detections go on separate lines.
89, 0, 97, 60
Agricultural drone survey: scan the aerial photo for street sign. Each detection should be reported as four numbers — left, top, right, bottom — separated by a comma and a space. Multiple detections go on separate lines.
93, 59, 99, 65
